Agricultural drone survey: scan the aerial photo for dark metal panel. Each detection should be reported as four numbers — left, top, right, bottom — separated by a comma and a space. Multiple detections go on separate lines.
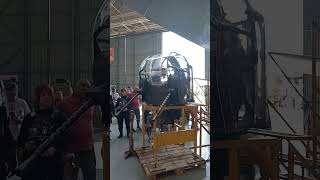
29, 16, 48, 42
28, 0, 48, 12
50, 0, 72, 13
110, 32, 162, 88
0, 17, 24, 42
0, 0, 28, 99
51, 13, 72, 41
49, 0, 103, 85
303, 74, 320, 131
79, 43, 91, 72
50, 43, 72, 80
28, 0, 49, 96
303, 0, 320, 56
0, 0, 102, 101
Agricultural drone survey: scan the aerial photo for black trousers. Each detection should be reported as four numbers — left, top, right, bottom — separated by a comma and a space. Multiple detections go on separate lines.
117, 112, 130, 135
133, 108, 140, 127
73, 149, 96, 180
21, 155, 63, 180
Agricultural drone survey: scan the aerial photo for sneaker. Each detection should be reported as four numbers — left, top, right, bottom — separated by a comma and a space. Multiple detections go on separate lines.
132, 128, 136, 132
137, 127, 142, 131
117, 134, 123, 138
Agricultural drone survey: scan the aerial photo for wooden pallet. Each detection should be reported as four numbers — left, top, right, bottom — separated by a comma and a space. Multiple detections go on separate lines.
135, 144, 206, 180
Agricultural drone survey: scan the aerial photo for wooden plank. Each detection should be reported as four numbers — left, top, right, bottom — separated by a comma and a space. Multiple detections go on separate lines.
175, 168, 184, 176
229, 148, 239, 180
136, 145, 206, 178
248, 128, 312, 140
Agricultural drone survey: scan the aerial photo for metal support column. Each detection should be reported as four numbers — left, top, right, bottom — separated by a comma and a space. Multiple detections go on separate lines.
24, 0, 30, 99
47, 0, 52, 83
311, 21, 318, 168
71, 0, 76, 84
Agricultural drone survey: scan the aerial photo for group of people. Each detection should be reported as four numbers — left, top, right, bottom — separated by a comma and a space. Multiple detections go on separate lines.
0, 78, 97, 180
110, 86, 141, 138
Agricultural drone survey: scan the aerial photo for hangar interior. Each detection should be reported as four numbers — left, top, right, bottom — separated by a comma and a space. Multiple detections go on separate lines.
108, 0, 210, 180
0, 0, 210, 180
4, 0, 320, 180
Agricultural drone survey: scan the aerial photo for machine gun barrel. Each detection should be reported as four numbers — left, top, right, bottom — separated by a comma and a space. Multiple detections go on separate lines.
115, 93, 140, 116
152, 92, 172, 122
15, 98, 95, 175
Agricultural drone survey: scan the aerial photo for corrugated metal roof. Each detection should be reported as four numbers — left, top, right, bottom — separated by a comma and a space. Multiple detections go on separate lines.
110, 0, 165, 38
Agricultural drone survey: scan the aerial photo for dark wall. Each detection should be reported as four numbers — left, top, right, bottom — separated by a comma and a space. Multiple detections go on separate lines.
0, 0, 103, 102
110, 32, 162, 89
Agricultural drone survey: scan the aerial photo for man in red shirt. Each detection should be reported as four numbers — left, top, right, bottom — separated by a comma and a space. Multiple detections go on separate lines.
57, 79, 96, 180
128, 86, 141, 131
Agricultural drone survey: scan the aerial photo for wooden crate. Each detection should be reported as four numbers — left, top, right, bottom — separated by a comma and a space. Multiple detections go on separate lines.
135, 145, 206, 180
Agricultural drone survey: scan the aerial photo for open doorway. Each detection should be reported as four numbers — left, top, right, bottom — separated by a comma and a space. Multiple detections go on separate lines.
162, 31, 207, 105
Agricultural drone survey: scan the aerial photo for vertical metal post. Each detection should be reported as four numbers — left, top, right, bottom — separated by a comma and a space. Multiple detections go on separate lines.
101, 132, 110, 180
47, 0, 52, 82
311, 21, 317, 167
288, 143, 294, 179
71, 0, 76, 83
124, 36, 127, 85
116, 37, 120, 88
141, 105, 145, 147
132, 38, 135, 86
228, 148, 239, 180
181, 107, 185, 130
260, 20, 267, 127
200, 106, 203, 158
24, 0, 29, 100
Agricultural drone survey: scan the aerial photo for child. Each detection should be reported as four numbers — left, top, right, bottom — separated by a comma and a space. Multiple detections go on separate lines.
115, 89, 131, 138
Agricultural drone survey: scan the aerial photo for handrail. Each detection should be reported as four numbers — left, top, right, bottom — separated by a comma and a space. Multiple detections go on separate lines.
269, 52, 320, 121
197, 105, 210, 124
267, 99, 297, 134
194, 77, 210, 81
288, 141, 320, 179
194, 78, 208, 97
248, 128, 312, 140
197, 119, 210, 134
193, 91, 205, 105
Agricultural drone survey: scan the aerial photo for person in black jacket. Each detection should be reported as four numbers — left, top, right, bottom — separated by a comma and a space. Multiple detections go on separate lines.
115, 88, 131, 138
0, 101, 16, 180
17, 84, 68, 180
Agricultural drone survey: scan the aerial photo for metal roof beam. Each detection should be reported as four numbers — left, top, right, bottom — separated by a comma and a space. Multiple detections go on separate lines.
111, 17, 149, 28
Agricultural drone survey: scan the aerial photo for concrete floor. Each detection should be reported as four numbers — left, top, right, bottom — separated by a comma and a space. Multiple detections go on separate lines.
105, 117, 210, 180
9, 117, 210, 180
